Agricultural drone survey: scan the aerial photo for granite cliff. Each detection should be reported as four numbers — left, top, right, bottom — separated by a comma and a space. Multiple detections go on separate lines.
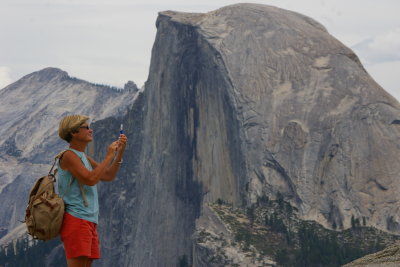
93, 3, 400, 266
1, 3, 400, 267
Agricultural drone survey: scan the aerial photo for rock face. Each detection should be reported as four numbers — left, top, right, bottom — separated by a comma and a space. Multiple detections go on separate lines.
0, 67, 137, 238
343, 244, 400, 267
94, 3, 400, 266
156, 4, 400, 230
124, 80, 139, 92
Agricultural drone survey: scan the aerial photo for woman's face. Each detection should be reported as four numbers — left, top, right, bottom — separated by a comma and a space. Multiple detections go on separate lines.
72, 123, 93, 143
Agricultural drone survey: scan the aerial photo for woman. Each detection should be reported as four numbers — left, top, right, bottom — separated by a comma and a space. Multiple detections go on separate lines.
57, 114, 127, 267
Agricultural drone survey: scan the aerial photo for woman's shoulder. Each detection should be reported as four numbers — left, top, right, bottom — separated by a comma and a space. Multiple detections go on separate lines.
60, 150, 82, 169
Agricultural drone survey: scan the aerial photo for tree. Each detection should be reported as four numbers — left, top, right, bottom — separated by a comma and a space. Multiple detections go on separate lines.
259, 195, 269, 205
275, 249, 289, 266
177, 255, 189, 267
265, 214, 270, 226
246, 205, 255, 226
276, 192, 284, 209
351, 215, 356, 229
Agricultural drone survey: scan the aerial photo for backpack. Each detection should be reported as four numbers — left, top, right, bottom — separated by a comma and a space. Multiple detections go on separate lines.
24, 151, 66, 240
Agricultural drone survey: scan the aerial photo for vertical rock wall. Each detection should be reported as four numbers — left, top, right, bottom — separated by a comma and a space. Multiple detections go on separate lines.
94, 3, 400, 266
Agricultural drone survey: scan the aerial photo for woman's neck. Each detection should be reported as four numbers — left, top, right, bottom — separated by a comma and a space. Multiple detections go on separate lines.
69, 141, 87, 152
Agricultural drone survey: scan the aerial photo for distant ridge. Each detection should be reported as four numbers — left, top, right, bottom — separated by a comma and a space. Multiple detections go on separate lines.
0, 67, 138, 239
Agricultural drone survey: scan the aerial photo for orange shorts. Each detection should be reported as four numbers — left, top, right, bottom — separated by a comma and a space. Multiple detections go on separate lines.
60, 212, 101, 259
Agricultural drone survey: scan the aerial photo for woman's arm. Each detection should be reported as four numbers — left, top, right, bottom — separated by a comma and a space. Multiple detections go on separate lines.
87, 156, 99, 169
61, 142, 118, 186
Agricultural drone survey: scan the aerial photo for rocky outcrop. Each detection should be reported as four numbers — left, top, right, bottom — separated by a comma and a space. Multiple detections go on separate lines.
124, 80, 139, 92
192, 204, 276, 266
343, 244, 400, 267
94, 3, 400, 266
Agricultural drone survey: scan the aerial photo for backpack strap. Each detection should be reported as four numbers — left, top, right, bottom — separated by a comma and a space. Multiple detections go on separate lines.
65, 149, 89, 208
49, 150, 68, 179
78, 182, 89, 208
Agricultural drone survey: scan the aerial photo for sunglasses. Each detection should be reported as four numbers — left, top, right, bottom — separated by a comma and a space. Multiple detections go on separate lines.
80, 125, 90, 130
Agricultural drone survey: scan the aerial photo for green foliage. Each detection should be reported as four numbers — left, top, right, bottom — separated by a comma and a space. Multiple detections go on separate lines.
177, 254, 189, 267
281, 214, 391, 266
234, 226, 252, 250
276, 249, 290, 266
246, 205, 256, 225
259, 195, 269, 204
276, 192, 284, 209
296, 223, 349, 266
265, 212, 287, 234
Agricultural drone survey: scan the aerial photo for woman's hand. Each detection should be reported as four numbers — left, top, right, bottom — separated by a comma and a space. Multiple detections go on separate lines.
117, 134, 128, 151
107, 141, 119, 156
100, 134, 128, 182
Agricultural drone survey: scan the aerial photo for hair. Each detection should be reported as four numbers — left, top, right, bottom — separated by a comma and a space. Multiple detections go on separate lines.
58, 115, 89, 143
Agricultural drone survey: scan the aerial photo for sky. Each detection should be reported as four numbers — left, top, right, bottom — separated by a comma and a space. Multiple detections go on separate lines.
0, 0, 399, 99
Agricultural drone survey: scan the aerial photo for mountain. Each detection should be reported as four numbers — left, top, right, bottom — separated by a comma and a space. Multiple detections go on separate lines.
0, 67, 138, 238
89, 3, 400, 266
2, 3, 400, 266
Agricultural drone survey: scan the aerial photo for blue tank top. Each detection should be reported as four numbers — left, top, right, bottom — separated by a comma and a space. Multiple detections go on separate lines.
57, 148, 99, 224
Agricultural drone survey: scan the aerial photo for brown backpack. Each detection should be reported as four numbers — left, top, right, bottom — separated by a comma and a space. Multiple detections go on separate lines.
24, 151, 66, 240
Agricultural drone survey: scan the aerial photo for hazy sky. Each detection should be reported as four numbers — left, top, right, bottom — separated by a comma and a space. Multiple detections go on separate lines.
1, 0, 399, 99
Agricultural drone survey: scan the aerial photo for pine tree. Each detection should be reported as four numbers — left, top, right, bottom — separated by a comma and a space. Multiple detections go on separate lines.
351, 215, 356, 229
